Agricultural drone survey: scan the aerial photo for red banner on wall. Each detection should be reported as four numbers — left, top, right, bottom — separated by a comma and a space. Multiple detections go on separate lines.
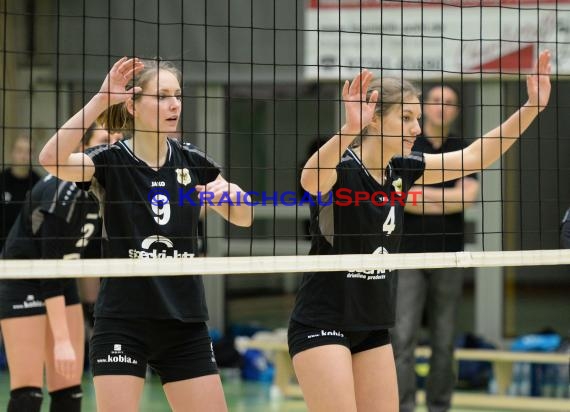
305, 1, 570, 79
309, 1, 566, 8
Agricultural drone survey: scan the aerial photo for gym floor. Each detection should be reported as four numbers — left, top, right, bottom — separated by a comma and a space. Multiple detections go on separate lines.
0, 372, 515, 411
0, 287, 564, 411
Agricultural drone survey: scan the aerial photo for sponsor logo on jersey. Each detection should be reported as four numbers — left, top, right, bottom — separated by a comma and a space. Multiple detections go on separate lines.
95, 343, 138, 365
175, 168, 192, 186
151, 181, 166, 187
12, 294, 44, 310
347, 246, 391, 279
392, 177, 403, 192
128, 235, 195, 258
320, 329, 344, 337
210, 342, 217, 363
307, 329, 345, 339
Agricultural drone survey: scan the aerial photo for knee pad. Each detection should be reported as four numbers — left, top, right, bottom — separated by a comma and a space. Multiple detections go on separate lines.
7, 387, 43, 412
49, 385, 82, 412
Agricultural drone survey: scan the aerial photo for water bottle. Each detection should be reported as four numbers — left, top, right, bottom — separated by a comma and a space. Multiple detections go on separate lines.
487, 376, 497, 395
555, 362, 569, 398
540, 365, 556, 397
519, 363, 532, 397
508, 362, 522, 396
555, 341, 570, 398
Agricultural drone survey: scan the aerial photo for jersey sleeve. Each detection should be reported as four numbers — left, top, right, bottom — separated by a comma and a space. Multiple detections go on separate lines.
80, 144, 115, 202
389, 152, 426, 192
182, 143, 222, 185
83, 145, 111, 187
38, 179, 83, 223
334, 153, 362, 191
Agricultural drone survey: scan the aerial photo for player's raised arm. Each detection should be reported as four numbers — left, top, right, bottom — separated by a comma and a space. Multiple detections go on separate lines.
301, 70, 379, 195
39, 57, 143, 182
421, 50, 552, 184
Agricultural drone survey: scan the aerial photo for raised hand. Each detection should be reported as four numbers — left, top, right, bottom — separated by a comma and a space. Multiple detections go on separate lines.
527, 50, 552, 112
98, 57, 145, 106
342, 69, 379, 132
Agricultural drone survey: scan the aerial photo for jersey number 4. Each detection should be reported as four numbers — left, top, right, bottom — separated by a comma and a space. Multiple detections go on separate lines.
382, 206, 396, 235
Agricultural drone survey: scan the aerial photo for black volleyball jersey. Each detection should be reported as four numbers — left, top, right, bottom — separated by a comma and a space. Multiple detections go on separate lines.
291, 149, 425, 330
1, 174, 100, 299
85, 138, 220, 321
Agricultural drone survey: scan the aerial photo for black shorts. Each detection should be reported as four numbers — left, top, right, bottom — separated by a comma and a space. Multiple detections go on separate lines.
90, 317, 219, 384
0, 279, 80, 320
288, 320, 391, 358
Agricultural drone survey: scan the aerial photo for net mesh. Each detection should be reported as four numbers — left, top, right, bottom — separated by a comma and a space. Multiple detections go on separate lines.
2, 5, 570, 411
0, 0, 569, 342
1, 250, 570, 279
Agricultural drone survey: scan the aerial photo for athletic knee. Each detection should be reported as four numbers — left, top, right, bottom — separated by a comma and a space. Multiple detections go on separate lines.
8, 387, 43, 412
49, 385, 82, 412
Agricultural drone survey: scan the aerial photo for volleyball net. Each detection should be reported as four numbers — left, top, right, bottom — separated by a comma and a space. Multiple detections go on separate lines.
1, 249, 570, 279
1, 0, 570, 339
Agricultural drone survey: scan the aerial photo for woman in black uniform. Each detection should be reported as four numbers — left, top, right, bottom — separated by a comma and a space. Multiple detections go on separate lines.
0, 136, 104, 411
76, 125, 122, 332
39, 58, 252, 411
288, 50, 551, 412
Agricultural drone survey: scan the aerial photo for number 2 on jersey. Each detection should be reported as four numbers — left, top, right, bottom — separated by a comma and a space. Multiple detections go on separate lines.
74, 213, 99, 248
382, 206, 396, 235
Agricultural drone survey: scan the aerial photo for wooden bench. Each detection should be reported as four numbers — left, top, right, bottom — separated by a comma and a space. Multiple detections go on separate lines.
241, 339, 570, 411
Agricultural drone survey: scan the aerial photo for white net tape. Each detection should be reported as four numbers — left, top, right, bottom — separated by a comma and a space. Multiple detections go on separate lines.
2, 249, 570, 279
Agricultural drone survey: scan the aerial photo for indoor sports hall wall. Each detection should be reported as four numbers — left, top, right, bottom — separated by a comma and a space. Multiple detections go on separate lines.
1, 0, 569, 341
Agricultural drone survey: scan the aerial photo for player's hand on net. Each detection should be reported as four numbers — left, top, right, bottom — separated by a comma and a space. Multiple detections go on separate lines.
342, 69, 379, 133
98, 57, 144, 106
526, 50, 552, 112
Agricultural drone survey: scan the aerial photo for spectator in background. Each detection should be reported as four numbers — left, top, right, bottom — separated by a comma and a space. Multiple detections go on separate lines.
392, 84, 480, 412
0, 136, 41, 250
